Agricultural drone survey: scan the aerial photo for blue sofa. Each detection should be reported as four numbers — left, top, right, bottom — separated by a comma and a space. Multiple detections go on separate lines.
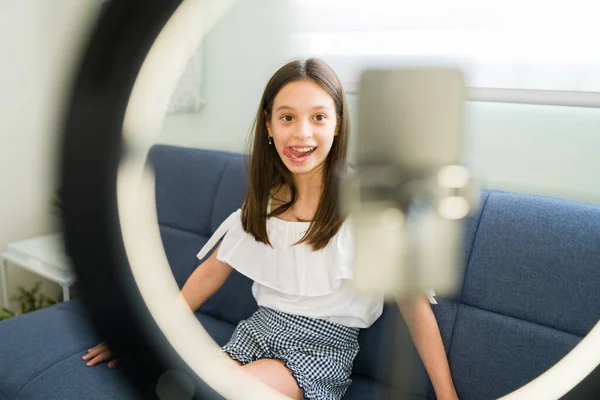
1, 144, 599, 400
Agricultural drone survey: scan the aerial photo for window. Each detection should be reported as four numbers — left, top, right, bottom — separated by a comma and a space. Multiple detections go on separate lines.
291, 0, 600, 104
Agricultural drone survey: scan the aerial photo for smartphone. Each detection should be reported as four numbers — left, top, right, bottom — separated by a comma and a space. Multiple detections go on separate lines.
346, 68, 469, 300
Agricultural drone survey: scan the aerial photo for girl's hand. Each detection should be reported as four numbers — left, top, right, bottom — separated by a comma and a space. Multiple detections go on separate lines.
82, 341, 118, 368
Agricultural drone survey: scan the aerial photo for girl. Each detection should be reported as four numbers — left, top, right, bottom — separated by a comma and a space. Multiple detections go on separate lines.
84, 58, 459, 400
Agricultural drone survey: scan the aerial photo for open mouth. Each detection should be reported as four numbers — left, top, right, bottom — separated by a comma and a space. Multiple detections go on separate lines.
283, 146, 318, 162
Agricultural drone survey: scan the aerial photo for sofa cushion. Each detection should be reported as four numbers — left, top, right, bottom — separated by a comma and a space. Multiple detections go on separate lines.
448, 190, 600, 399
149, 146, 242, 238
195, 312, 236, 347
8, 306, 238, 400
156, 226, 207, 290
448, 304, 581, 400
14, 352, 140, 400
345, 375, 428, 400
149, 145, 258, 326
462, 191, 600, 337
209, 154, 248, 233
0, 300, 243, 400
0, 300, 104, 400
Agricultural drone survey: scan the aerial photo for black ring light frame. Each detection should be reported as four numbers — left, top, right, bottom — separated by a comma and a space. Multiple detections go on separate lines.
59, 1, 224, 398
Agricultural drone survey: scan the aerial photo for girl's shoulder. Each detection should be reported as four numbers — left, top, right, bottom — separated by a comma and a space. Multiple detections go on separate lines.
196, 208, 243, 261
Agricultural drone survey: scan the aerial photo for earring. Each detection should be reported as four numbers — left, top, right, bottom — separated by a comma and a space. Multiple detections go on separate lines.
268, 136, 272, 145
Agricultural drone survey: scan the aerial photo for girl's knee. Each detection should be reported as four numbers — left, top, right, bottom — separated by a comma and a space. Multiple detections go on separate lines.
241, 359, 304, 399
241, 358, 275, 376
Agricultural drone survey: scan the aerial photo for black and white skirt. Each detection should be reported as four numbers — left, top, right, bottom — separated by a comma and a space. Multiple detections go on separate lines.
221, 306, 360, 400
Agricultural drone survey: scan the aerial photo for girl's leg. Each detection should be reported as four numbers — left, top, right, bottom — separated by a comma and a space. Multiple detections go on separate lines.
242, 359, 304, 400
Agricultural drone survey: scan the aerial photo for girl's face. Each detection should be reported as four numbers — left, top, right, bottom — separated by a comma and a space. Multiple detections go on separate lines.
267, 80, 338, 179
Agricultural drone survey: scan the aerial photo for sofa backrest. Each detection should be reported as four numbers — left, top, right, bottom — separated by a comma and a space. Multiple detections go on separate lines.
445, 190, 600, 399
148, 145, 258, 325
148, 144, 600, 400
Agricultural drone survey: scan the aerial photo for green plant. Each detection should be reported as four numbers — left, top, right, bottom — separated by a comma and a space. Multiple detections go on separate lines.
0, 281, 57, 321
0, 307, 15, 320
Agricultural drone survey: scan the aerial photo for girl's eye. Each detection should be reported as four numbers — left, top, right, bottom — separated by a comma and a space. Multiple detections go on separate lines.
280, 115, 293, 122
314, 114, 326, 122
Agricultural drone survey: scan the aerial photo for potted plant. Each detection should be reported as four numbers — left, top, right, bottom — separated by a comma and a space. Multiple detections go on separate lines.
0, 281, 58, 321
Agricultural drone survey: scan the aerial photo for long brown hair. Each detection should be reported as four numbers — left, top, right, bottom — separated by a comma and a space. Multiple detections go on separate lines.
241, 58, 350, 251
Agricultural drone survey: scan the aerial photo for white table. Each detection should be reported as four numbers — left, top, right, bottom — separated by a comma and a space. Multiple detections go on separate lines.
1, 233, 75, 308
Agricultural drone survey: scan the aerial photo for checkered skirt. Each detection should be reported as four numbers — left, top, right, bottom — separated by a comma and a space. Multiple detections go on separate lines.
221, 307, 360, 400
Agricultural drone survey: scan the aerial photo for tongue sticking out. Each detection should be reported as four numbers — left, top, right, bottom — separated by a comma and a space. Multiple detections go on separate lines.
283, 147, 315, 159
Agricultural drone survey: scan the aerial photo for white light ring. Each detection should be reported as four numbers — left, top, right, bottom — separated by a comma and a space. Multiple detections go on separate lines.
120, 0, 287, 399
118, 1, 600, 399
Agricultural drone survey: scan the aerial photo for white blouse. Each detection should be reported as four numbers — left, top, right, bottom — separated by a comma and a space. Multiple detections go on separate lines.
196, 209, 436, 329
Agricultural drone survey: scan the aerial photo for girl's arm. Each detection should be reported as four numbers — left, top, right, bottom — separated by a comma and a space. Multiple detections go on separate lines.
181, 244, 233, 312
396, 294, 459, 400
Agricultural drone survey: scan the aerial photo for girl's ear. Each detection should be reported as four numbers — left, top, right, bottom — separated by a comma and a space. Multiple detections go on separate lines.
334, 118, 341, 136
265, 111, 272, 133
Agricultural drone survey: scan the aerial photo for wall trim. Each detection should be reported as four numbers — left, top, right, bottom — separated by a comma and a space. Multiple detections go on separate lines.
344, 83, 600, 108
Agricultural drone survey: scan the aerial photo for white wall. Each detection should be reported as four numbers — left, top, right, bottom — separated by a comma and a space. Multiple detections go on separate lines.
464, 102, 600, 204
158, 0, 295, 153
0, 0, 99, 309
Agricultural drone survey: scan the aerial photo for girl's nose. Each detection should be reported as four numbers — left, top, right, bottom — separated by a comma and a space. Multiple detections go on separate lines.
294, 119, 312, 140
